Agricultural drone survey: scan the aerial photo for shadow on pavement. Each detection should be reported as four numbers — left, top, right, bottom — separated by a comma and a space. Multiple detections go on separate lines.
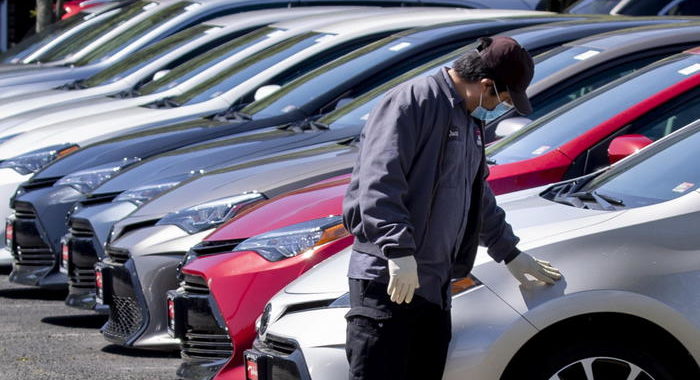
0, 287, 68, 300
102, 344, 181, 358
41, 314, 108, 329
0, 266, 11, 275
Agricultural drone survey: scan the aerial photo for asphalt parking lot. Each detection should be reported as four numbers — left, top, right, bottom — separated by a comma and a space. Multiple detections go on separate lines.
0, 266, 181, 380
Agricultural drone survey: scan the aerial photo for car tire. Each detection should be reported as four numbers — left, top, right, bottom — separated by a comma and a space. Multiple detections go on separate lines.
504, 328, 690, 380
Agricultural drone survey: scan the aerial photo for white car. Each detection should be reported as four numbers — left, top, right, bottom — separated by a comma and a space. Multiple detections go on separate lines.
0, 7, 354, 119
246, 119, 700, 380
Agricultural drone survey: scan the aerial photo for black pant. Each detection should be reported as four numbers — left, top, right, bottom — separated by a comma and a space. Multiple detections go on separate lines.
345, 278, 452, 380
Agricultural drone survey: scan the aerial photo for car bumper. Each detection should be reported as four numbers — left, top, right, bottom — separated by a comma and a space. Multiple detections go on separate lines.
0, 169, 29, 253
64, 201, 137, 310
8, 185, 84, 287
99, 248, 181, 350
170, 277, 233, 380
248, 285, 535, 380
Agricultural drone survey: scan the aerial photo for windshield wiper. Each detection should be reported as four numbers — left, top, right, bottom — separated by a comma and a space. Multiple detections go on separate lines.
486, 157, 497, 165
116, 88, 141, 98
568, 190, 625, 210
148, 97, 181, 109
61, 79, 87, 90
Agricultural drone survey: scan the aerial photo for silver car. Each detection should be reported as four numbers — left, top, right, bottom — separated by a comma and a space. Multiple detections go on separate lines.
246, 118, 700, 380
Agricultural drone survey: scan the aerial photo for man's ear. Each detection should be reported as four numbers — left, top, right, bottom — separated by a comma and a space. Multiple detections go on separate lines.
480, 78, 496, 96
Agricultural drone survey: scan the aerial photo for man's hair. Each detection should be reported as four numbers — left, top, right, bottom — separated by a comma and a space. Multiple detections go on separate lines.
452, 37, 507, 96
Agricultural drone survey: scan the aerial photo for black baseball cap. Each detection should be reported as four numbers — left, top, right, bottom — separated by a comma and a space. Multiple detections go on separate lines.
477, 36, 534, 115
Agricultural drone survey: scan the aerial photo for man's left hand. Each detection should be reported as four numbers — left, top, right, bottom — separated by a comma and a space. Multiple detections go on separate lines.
506, 252, 561, 286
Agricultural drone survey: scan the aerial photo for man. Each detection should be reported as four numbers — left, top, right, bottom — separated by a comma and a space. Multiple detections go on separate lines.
342, 36, 562, 380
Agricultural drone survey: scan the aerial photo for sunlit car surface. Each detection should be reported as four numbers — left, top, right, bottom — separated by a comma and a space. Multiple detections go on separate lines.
244, 118, 700, 380
5, 10, 552, 286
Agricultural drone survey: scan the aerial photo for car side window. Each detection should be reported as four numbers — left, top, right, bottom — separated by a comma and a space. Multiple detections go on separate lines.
667, 0, 700, 15
529, 54, 665, 121
566, 87, 700, 178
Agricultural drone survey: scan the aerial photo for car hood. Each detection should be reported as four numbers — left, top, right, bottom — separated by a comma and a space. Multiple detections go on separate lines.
110, 144, 358, 238
0, 105, 166, 160
0, 84, 121, 118
0, 95, 150, 138
90, 129, 349, 195
283, 185, 622, 295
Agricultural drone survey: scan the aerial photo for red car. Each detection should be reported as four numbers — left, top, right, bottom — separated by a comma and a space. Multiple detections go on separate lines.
170, 175, 353, 380
486, 48, 700, 195
59, 0, 114, 19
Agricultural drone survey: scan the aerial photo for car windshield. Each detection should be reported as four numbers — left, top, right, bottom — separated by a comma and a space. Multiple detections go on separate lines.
320, 45, 467, 128
579, 123, 700, 207
81, 24, 216, 88
486, 54, 700, 165
138, 26, 278, 96
168, 31, 328, 107
531, 45, 604, 84
0, 10, 90, 63
34, 0, 155, 63
73, 1, 195, 66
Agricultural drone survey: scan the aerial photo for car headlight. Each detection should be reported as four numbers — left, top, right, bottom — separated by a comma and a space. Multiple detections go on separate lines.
113, 181, 181, 206
156, 193, 264, 234
0, 144, 79, 175
54, 157, 140, 194
327, 275, 482, 308
235, 215, 350, 262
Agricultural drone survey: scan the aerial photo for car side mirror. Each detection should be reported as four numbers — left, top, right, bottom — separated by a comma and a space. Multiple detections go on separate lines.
494, 117, 532, 139
335, 97, 353, 110
152, 69, 170, 82
254, 84, 281, 101
607, 134, 653, 164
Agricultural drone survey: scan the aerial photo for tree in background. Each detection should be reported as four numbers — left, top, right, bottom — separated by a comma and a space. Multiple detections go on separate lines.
35, 0, 64, 33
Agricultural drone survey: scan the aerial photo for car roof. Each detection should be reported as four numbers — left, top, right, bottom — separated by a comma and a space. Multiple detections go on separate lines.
568, 21, 700, 51
313, 8, 551, 34
202, 6, 376, 27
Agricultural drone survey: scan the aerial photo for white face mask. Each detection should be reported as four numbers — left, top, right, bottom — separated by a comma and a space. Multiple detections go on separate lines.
471, 82, 513, 121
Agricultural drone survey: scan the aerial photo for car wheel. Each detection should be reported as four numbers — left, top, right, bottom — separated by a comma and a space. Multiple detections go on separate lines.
505, 333, 687, 380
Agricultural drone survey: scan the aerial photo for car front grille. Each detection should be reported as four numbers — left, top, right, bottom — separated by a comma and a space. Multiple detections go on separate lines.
265, 334, 297, 356
68, 218, 97, 289
106, 246, 130, 264
68, 219, 93, 238
12, 201, 53, 266
190, 239, 244, 258
70, 268, 96, 289
181, 332, 233, 360
102, 295, 144, 340
182, 275, 209, 295
180, 274, 233, 363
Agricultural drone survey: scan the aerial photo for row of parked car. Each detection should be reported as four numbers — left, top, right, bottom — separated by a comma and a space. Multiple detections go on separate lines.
0, 0, 699, 379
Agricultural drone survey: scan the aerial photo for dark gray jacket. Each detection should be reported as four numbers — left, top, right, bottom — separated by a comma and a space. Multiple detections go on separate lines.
343, 68, 520, 308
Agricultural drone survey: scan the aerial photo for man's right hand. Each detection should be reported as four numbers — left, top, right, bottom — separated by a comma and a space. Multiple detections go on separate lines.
387, 256, 420, 304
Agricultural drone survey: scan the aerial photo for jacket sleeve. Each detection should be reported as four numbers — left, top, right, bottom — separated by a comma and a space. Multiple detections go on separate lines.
479, 165, 521, 263
354, 91, 421, 259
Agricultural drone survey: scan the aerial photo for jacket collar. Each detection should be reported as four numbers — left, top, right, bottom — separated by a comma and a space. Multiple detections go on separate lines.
436, 66, 464, 109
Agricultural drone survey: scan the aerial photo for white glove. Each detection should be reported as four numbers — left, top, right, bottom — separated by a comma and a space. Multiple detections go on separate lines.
506, 252, 562, 287
387, 255, 420, 304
